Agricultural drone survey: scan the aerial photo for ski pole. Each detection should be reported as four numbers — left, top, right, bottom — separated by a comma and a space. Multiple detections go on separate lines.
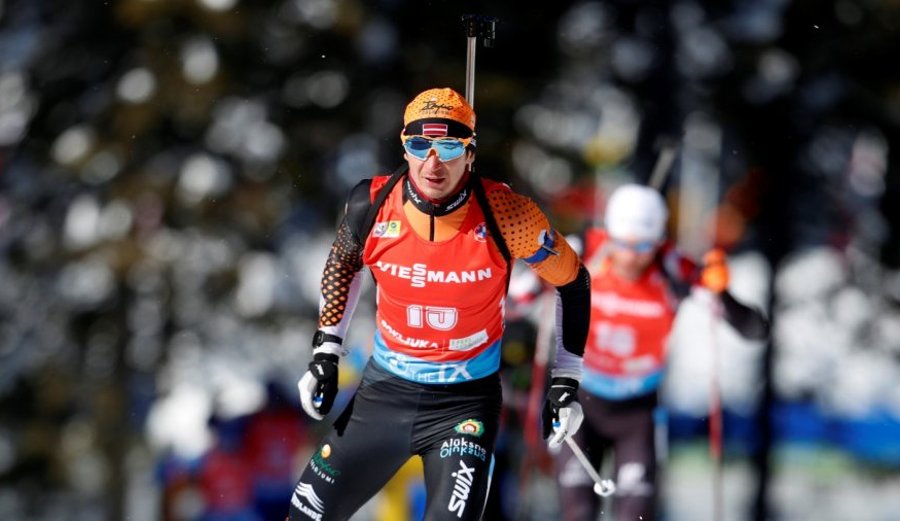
709, 295, 724, 521
562, 436, 616, 497
648, 138, 679, 191
594, 138, 679, 227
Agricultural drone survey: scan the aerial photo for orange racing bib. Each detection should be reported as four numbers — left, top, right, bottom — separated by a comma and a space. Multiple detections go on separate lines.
582, 229, 679, 398
362, 177, 509, 384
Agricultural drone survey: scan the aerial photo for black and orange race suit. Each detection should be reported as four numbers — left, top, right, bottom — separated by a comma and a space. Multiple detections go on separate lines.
289, 173, 590, 521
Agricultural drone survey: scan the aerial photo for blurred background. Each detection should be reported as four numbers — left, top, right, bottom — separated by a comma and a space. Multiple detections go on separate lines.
1, 0, 899, 520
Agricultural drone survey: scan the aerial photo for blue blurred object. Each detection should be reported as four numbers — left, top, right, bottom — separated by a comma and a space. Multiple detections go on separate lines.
771, 400, 832, 444
833, 409, 900, 467
667, 410, 707, 441
409, 478, 427, 521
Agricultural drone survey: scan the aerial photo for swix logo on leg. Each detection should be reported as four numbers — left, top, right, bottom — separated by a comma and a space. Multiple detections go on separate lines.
291, 482, 325, 520
447, 460, 476, 518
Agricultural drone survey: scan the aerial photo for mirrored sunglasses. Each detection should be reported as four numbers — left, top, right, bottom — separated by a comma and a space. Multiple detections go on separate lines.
610, 237, 657, 254
402, 136, 470, 162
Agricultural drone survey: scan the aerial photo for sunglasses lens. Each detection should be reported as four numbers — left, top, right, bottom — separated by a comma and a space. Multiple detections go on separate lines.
404, 137, 433, 160
612, 238, 655, 253
403, 137, 467, 162
432, 139, 466, 161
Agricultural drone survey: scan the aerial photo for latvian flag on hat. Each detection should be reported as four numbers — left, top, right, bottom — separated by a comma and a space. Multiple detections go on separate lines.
422, 123, 448, 137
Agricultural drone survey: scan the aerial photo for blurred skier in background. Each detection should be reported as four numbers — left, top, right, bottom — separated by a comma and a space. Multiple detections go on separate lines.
552, 183, 768, 521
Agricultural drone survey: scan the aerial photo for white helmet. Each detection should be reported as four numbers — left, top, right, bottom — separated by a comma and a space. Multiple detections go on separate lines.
604, 184, 668, 242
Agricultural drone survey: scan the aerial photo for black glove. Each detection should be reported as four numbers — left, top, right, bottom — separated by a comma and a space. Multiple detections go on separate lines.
298, 353, 339, 420
541, 377, 583, 447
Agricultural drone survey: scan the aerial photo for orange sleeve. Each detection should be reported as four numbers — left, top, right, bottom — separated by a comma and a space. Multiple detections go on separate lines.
485, 185, 580, 287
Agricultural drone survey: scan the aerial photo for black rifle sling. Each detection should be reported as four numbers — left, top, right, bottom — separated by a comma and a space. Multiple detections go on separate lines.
470, 175, 513, 293
359, 164, 408, 241
470, 175, 512, 264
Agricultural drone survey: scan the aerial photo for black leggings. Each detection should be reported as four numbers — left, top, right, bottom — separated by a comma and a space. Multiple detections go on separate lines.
289, 360, 502, 521
553, 391, 658, 521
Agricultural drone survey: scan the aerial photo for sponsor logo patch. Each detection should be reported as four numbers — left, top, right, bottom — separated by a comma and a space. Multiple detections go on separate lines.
374, 261, 492, 288
308, 445, 341, 484
592, 291, 666, 317
447, 460, 476, 518
454, 419, 485, 437
440, 437, 488, 462
291, 482, 324, 520
372, 220, 401, 238
474, 222, 488, 242
448, 330, 488, 352
380, 319, 439, 349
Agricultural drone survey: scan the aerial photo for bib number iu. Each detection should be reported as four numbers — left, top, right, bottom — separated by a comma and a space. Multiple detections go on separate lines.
407, 305, 458, 331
